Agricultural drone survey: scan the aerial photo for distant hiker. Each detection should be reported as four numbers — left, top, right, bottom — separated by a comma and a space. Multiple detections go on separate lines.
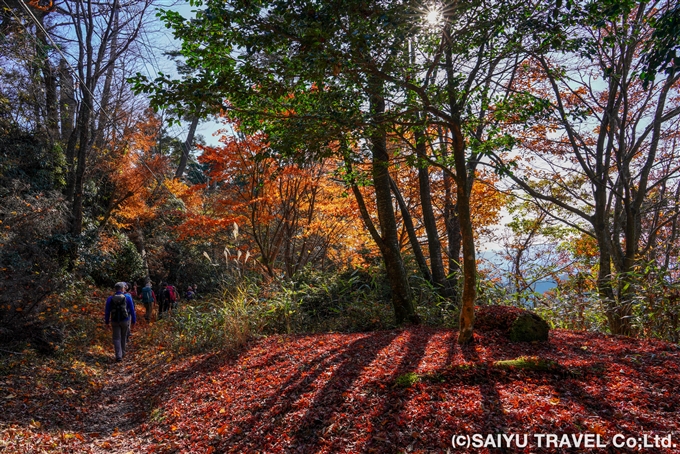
158, 282, 169, 317
129, 282, 139, 300
105, 282, 136, 362
186, 286, 196, 300
167, 283, 180, 311
140, 281, 157, 322
158, 282, 178, 317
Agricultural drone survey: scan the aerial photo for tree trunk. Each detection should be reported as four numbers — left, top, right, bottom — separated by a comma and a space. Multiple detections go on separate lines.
390, 176, 432, 283
369, 77, 418, 325
438, 126, 461, 301
413, 126, 451, 298
418, 161, 451, 297
59, 59, 76, 144
451, 121, 476, 343
441, 35, 476, 343
93, 4, 119, 152
35, 14, 59, 142
175, 115, 199, 179
71, 96, 92, 237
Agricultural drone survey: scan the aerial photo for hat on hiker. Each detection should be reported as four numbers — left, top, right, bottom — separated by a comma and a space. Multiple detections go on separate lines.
114, 282, 125, 291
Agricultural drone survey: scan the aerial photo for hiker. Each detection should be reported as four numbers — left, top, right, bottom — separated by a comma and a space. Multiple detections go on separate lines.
129, 282, 139, 300
105, 282, 136, 362
158, 282, 178, 317
167, 283, 180, 311
123, 283, 134, 342
123, 283, 135, 305
140, 281, 157, 322
186, 286, 196, 300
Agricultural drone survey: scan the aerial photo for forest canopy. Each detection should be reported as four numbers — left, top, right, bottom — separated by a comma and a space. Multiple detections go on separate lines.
1, 0, 679, 345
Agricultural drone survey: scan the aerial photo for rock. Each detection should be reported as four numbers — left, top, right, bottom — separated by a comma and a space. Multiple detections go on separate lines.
476, 305, 550, 342
509, 312, 550, 342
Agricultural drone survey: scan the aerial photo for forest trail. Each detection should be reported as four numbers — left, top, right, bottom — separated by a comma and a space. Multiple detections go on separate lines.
75, 317, 159, 452
80, 335, 142, 434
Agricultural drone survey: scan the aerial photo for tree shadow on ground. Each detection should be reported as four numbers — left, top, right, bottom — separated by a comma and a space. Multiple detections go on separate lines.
357, 327, 434, 453
213, 331, 401, 451
461, 341, 510, 453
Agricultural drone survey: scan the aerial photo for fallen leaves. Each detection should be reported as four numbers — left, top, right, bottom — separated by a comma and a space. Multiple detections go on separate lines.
134, 327, 680, 453
2, 323, 680, 453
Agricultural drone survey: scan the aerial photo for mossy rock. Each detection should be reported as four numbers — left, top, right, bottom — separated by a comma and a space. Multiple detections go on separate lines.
476, 305, 550, 342
494, 356, 558, 371
509, 312, 550, 342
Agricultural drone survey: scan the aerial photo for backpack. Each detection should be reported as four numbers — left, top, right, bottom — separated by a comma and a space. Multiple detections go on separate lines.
167, 285, 177, 303
110, 294, 129, 322
141, 286, 153, 303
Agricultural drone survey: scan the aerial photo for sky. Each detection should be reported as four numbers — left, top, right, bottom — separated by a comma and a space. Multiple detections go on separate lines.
147, 1, 225, 147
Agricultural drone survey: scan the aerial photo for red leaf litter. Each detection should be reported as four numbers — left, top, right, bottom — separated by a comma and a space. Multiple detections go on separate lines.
3, 326, 680, 453
140, 327, 679, 453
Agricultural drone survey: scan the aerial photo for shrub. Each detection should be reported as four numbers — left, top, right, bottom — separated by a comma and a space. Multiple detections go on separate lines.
83, 231, 146, 286
624, 265, 680, 343
283, 267, 395, 332
0, 186, 69, 351
410, 274, 460, 327
161, 283, 262, 354
535, 283, 608, 333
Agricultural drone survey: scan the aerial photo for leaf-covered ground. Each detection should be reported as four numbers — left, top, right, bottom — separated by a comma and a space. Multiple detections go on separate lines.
2, 323, 679, 453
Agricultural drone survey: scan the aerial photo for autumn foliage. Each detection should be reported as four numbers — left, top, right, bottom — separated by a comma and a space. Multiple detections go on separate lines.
179, 128, 373, 278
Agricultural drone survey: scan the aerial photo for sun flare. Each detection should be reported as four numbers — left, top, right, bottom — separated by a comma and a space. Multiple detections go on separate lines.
425, 5, 443, 26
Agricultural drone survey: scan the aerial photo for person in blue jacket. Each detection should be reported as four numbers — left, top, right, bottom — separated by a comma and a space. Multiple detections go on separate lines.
105, 282, 137, 362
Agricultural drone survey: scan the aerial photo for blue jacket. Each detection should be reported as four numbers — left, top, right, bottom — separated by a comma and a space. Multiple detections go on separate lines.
105, 292, 137, 324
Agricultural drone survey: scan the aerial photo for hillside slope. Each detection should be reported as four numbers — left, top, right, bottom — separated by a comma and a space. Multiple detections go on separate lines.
2, 326, 679, 453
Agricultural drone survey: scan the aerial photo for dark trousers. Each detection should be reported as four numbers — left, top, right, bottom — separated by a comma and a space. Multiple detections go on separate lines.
144, 301, 154, 321
159, 299, 170, 317
111, 320, 129, 360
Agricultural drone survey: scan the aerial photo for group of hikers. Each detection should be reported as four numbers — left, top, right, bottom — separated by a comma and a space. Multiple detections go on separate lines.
104, 281, 199, 362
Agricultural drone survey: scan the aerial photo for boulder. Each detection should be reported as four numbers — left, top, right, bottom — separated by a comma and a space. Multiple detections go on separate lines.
508, 312, 550, 342
476, 305, 550, 342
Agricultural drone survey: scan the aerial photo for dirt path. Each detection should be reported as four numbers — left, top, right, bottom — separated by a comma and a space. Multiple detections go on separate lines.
77, 320, 157, 452
81, 348, 140, 433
